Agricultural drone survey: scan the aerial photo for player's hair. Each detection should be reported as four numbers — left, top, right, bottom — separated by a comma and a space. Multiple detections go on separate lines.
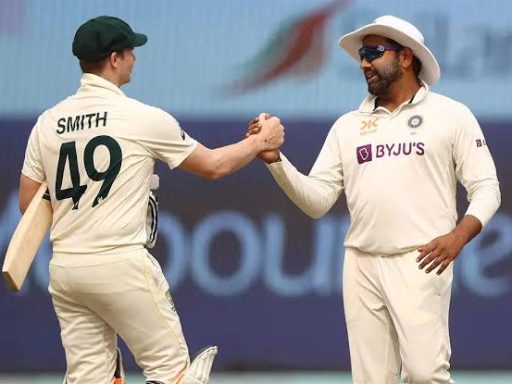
385, 37, 422, 79
79, 58, 107, 74
411, 56, 422, 78
78, 50, 127, 74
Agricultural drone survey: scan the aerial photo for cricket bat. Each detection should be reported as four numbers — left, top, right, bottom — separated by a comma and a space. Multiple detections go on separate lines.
2, 183, 52, 292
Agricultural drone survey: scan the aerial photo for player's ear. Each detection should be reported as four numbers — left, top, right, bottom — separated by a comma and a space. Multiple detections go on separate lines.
109, 51, 120, 68
400, 48, 414, 70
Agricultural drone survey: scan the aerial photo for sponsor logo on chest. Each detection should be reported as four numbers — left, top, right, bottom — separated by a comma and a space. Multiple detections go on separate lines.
360, 118, 379, 135
356, 142, 425, 164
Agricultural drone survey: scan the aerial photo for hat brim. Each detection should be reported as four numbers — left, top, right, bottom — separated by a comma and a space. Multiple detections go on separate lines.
133, 33, 148, 47
338, 24, 440, 85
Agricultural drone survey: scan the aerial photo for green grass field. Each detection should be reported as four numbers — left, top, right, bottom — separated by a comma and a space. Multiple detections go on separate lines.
1, 372, 512, 383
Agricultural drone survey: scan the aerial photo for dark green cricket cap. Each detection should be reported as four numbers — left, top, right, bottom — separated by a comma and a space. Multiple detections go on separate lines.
72, 16, 147, 61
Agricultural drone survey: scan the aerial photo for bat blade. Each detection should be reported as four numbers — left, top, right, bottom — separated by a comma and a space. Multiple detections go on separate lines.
2, 183, 52, 292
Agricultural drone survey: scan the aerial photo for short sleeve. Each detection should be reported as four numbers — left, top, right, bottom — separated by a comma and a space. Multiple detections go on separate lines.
140, 107, 198, 169
21, 118, 46, 183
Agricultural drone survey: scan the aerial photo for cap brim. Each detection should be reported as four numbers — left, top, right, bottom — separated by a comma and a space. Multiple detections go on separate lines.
133, 33, 147, 47
338, 24, 440, 85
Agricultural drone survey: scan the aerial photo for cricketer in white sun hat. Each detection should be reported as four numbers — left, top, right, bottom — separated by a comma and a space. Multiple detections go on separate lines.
338, 15, 441, 85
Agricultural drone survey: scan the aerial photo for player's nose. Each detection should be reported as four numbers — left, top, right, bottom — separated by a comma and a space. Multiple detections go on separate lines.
360, 58, 371, 70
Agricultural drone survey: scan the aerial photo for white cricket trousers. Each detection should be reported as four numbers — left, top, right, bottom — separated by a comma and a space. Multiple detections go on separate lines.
49, 249, 189, 384
343, 248, 455, 384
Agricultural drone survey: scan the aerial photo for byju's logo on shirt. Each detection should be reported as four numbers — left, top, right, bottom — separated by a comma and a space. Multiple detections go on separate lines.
356, 144, 373, 163
356, 142, 425, 164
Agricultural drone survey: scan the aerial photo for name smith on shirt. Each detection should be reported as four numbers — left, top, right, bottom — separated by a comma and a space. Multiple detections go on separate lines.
56, 111, 108, 134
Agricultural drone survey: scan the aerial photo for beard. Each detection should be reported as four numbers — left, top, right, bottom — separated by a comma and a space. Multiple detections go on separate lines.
365, 55, 402, 97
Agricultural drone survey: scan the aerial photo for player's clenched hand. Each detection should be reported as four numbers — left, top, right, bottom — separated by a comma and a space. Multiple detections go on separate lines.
259, 115, 284, 149
246, 113, 282, 163
416, 231, 466, 275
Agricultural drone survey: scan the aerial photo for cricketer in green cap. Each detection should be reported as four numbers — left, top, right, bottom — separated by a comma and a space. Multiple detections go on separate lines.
72, 15, 147, 61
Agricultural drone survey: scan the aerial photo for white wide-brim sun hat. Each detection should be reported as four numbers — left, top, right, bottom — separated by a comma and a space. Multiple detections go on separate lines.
338, 15, 440, 85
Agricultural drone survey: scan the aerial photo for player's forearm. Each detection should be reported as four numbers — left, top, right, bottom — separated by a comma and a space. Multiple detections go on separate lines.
464, 180, 501, 227
19, 174, 43, 214
205, 135, 266, 180
451, 214, 483, 246
266, 153, 341, 219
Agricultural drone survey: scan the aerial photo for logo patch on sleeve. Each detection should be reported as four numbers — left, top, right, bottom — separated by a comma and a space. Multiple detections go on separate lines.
476, 139, 487, 147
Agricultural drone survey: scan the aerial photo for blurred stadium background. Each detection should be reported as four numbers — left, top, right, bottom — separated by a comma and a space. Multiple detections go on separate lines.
0, 0, 511, 382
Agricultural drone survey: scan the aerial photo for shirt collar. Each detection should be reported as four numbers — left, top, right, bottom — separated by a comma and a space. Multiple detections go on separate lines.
358, 80, 430, 114
76, 73, 126, 97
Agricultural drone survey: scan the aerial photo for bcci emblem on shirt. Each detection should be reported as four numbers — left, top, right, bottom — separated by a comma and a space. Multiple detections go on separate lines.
408, 115, 423, 128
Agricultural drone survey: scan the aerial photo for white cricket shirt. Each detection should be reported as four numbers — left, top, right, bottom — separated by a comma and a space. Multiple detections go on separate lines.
267, 84, 500, 255
22, 74, 197, 256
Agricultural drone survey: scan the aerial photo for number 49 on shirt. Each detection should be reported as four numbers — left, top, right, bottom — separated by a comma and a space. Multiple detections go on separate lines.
55, 135, 122, 210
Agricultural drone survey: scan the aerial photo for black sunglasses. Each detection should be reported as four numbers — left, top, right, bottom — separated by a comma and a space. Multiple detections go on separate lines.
358, 44, 403, 62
